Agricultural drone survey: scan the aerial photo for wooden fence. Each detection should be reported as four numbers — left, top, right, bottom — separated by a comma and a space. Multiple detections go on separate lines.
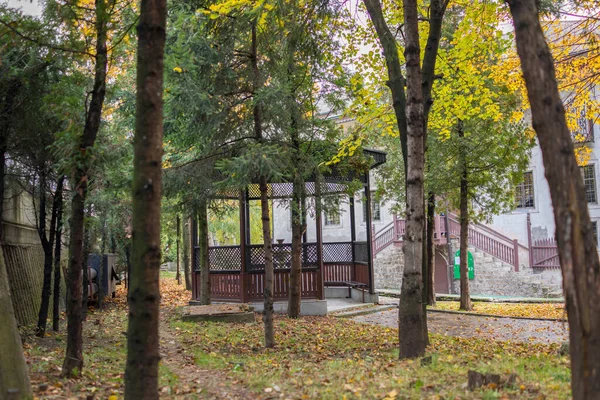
531, 238, 560, 269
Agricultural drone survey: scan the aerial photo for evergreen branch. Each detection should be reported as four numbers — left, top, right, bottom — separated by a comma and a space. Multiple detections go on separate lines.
0, 20, 95, 57
107, 15, 140, 53
168, 136, 257, 170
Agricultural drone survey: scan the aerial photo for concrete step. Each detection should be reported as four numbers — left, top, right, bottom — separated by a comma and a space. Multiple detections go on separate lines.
333, 304, 397, 318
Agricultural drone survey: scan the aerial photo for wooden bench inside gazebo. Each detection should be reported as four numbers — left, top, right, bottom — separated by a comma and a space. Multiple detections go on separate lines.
191, 149, 386, 309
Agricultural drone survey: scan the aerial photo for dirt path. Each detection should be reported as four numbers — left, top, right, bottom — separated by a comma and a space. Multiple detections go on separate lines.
353, 309, 569, 344
159, 313, 257, 399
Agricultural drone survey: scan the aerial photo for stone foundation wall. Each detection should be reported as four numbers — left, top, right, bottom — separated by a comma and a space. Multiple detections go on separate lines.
373, 243, 404, 290
374, 238, 563, 298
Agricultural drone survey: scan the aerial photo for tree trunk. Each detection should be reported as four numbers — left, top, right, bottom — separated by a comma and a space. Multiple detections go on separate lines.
81, 208, 93, 320
506, 0, 600, 397
198, 200, 210, 304
98, 221, 107, 310
426, 192, 436, 306
286, 31, 305, 318
259, 176, 275, 348
62, 0, 109, 377
176, 215, 181, 284
288, 174, 305, 318
362, 0, 408, 168
251, 21, 275, 348
37, 172, 61, 336
458, 122, 472, 311
124, 0, 166, 397
183, 215, 192, 290
0, 245, 32, 399
36, 173, 51, 336
0, 139, 6, 243
398, 0, 427, 359
53, 177, 65, 332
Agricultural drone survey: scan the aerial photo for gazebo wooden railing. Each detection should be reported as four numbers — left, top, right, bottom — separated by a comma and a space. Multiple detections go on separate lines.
194, 241, 371, 302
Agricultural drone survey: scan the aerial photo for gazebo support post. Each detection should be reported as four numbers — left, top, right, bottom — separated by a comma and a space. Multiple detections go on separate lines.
240, 190, 248, 303
315, 175, 324, 300
364, 175, 375, 294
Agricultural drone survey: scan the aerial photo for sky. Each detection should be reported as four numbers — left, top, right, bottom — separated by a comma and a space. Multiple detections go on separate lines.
2, 0, 42, 16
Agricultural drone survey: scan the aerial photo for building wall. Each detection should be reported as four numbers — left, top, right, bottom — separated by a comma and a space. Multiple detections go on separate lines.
491, 121, 600, 244
2, 185, 63, 325
2, 185, 40, 245
272, 171, 394, 244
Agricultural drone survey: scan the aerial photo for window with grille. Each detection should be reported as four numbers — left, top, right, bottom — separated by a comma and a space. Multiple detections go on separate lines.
572, 107, 594, 143
515, 171, 534, 209
580, 165, 597, 203
324, 198, 341, 226
363, 193, 381, 222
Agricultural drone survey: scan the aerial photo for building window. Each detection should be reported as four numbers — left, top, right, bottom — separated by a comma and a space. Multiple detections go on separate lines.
572, 107, 594, 143
593, 221, 598, 244
324, 198, 341, 226
515, 171, 534, 209
363, 194, 381, 222
580, 165, 597, 204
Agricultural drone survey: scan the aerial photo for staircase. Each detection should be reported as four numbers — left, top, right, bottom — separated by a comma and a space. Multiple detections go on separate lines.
371, 213, 563, 298
466, 246, 562, 298
373, 213, 522, 271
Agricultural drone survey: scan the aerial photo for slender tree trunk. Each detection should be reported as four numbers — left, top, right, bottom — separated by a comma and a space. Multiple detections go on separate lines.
458, 122, 472, 311
288, 174, 305, 318
183, 215, 192, 290
362, 0, 408, 168
198, 200, 210, 304
398, 0, 427, 359
0, 140, 6, 243
81, 209, 93, 319
124, 0, 166, 397
506, 1, 600, 397
259, 176, 275, 347
251, 21, 275, 347
53, 177, 65, 332
286, 32, 305, 319
37, 172, 61, 336
98, 221, 107, 310
62, 0, 109, 377
0, 246, 32, 399
176, 215, 181, 284
125, 242, 131, 293
426, 192, 436, 306
37, 173, 51, 336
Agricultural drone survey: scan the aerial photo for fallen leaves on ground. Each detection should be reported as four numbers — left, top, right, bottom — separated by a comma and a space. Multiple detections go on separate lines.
22, 274, 570, 399
431, 301, 566, 320
171, 310, 569, 399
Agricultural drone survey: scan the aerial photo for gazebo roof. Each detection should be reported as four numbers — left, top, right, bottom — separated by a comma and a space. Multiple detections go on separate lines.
213, 148, 387, 200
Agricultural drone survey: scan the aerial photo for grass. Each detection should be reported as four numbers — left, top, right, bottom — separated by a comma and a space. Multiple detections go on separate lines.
430, 301, 566, 320
23, 278, 570, 399
160, 270, 178, 279
170, 314, 570, 399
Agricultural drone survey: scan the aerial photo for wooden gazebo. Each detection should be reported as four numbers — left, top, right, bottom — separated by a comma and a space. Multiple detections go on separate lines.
191, 149, 386, 303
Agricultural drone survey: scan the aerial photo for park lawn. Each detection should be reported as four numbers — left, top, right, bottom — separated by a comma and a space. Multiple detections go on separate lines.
22, 278, 570, 399
171, 314, 570, 400
430, 301, 566, 320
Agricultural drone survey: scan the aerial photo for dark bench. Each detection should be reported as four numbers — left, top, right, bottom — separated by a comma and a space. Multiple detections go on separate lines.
325, 281, 368, 302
